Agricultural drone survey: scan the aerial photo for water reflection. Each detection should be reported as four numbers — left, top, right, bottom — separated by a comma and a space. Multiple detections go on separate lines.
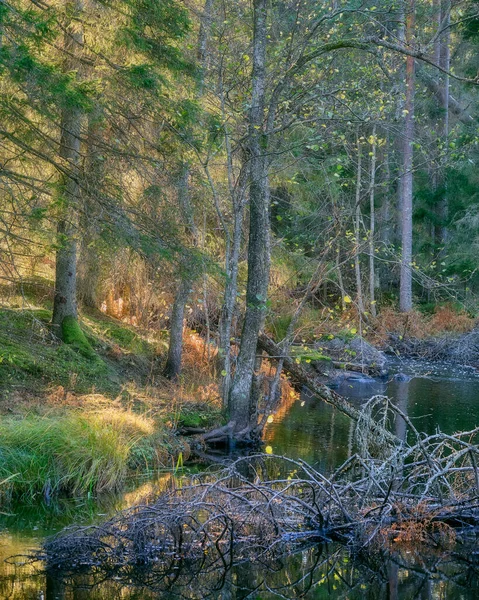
265, 361, 479, 469
4, 543, 479, 599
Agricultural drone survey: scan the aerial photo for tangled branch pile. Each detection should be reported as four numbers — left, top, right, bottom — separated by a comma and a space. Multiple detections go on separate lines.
43, 398, 479, 574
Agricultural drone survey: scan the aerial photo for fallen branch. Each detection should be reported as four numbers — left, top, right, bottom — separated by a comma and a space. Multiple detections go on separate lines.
42, 419, 479, 574
257, 333, 397, 449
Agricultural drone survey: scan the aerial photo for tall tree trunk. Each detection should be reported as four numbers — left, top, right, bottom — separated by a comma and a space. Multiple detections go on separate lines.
164, 0, 213, 379
379, 130, 393, 290
354, 135, 365, 315
217, 65, 248, 406
52, 0, 84, 338
78, 110, 103, 309
228, 0, 269, 434
369, 125, 377, 317
438, 0, 450, 246
164, 164, 196, 380
336, 243, 347, 311
399, 0, 416, 313
163, 275, 191, 380
219, 195, 244, 404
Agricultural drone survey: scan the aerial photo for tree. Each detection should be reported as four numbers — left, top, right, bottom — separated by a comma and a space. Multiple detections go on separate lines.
228, 0, 270, 435
51, 0, 87, 343
399, 0, 416, 313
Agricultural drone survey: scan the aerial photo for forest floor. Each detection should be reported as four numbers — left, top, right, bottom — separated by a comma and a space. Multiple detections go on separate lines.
0, 297, 222, 502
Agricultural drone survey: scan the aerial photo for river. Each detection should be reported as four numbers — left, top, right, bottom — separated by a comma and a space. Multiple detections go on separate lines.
2, 359, 479, 598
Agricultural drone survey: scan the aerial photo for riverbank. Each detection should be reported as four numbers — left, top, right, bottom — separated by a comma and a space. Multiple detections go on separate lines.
0, 299, 476, 502
0, 306, 222, 502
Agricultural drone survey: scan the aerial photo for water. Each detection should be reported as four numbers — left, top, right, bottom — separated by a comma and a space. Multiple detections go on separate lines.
2, 359, 479, 598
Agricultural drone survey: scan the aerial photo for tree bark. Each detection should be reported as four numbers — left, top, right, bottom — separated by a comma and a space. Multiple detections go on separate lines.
164, 0, 214, 380
438, 0, 450, 247
228, 0, 270, 433
369, 125, 377, 317
399, 0, 416, 313
164, 164, 196, 380
163, 275, 191, 380
77, 110, 103, 309
52, 0, 84, 338
354, 135, 365, 315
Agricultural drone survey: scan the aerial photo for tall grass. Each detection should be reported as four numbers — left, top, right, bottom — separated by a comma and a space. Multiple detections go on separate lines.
0, 409, 167, 502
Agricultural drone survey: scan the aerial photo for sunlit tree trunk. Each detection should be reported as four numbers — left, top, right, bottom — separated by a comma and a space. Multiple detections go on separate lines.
219, 191, 245, 404
228, 0, 270, 435
164, 275, 191, 380
399, 0, 416, 313
52, 0, 84, 338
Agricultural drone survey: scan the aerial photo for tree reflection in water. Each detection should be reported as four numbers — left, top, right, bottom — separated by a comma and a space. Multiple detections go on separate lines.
37, 542, 479, 599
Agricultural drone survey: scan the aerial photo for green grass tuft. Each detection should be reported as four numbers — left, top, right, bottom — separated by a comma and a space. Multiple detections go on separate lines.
0, 409, 171, 502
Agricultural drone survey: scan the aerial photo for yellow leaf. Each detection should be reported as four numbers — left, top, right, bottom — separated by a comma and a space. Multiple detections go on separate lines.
344, 295, 352, 303
265, 445, 273, 454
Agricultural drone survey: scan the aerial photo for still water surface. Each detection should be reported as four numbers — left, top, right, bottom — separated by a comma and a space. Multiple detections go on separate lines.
2, 359, 479, 598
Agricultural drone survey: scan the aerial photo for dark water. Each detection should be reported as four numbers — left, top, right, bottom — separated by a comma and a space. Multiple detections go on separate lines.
2, 359, 479, 598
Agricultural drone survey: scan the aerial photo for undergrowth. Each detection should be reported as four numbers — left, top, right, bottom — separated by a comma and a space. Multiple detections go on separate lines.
0, 407, 183, 503
372, 305, 475, 344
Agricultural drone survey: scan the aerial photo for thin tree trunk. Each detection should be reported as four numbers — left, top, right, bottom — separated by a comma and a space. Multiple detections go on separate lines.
336, 245, 347, 311
438, 0, 450, 246
78, 110, 103, 309
399, 0, 416, 313
369, 125, 377, 317
163, 276, 191, 380
217, 56, 248, 407
354, 135, 365, 315
228, 0, 270, 434
219, 195, 244, 403
165, 0, 214, 380
52, 0, 84, 338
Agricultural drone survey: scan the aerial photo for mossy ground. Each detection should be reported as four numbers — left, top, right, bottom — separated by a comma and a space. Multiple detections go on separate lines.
0, 300, 223, 502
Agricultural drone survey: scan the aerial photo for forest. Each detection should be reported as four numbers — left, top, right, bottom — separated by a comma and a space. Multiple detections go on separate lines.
1, 0, 479, 598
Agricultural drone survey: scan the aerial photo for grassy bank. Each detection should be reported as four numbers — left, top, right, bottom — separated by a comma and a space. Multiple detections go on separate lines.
0, 408, 172, 501
0, 304, 222, 503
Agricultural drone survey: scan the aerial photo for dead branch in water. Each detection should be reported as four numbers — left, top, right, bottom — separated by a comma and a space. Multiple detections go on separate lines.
43, 399, 479, 574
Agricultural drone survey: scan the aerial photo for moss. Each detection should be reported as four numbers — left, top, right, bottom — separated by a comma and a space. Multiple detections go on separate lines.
82, 310, 165, 356
61, 315, 97, 360
0, 309, 114, 396
175, 403, 223, 429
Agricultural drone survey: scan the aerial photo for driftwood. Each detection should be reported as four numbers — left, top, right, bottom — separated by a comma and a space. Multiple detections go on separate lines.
42, 406, 479, 576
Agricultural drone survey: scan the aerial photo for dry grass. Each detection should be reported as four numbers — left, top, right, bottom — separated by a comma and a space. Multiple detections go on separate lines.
371, 305, 475, 344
